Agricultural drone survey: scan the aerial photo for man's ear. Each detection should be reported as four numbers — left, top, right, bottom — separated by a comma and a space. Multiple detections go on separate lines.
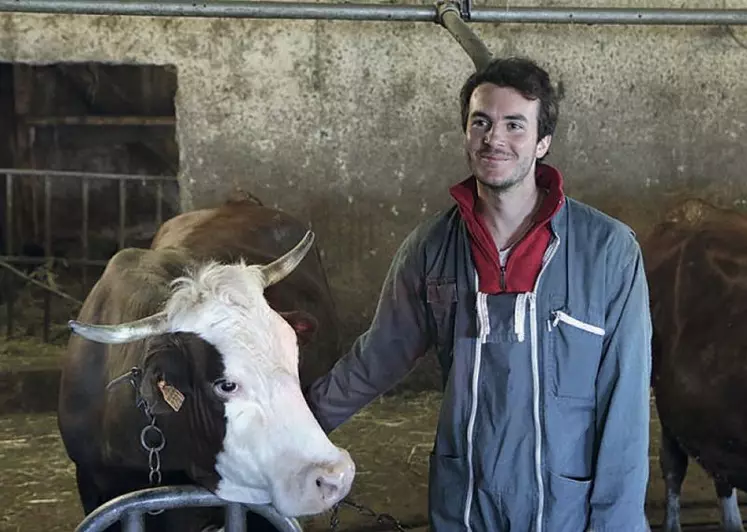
279, 310, 318, 346
139, 336, 193, 415
536, 135, 552, 159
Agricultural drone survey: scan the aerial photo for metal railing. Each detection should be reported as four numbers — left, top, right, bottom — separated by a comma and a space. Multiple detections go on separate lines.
0, 0, 746, 25
1, 168, 178, 341
75, 485, 303, 532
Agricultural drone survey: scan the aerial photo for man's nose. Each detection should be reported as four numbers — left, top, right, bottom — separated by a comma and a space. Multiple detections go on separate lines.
483, 126, 504, 147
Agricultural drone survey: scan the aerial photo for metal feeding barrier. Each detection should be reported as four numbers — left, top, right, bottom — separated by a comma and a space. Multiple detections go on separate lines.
0, 168, 176, 341
74, 485, 303, 532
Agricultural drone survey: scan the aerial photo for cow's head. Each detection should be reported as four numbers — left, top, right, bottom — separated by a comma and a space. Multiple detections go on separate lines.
68, 231, 354, 517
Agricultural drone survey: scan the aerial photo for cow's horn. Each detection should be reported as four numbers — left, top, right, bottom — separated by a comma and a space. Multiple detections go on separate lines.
68, 312, 169, 344
261, 230, 315, 288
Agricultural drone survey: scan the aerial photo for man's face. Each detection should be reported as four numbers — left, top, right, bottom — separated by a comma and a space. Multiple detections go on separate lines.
465, 83, 551, 192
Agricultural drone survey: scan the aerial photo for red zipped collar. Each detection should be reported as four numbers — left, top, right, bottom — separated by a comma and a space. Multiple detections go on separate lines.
448, 163, 566, 293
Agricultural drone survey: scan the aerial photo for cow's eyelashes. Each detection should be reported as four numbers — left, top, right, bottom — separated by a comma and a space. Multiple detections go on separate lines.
213, 378, 239, 398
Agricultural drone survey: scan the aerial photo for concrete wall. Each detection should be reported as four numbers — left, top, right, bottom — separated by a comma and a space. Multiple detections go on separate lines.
2, 1, 746, 385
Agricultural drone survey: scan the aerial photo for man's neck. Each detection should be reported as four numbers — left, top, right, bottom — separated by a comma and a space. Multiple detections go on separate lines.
476, 174, 543, 252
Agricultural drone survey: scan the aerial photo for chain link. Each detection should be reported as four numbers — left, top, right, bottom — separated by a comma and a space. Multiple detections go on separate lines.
140, 415, 165, 485
140, 406, 166, 516
108, 367, 168, 517
329, 497, 408, 531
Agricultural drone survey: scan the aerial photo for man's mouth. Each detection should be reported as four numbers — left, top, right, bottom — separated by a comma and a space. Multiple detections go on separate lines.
479, 151, 513, 162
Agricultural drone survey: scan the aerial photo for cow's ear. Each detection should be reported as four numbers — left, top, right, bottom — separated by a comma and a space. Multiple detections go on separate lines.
139, 336, 193, 415
279, 310, 318, 346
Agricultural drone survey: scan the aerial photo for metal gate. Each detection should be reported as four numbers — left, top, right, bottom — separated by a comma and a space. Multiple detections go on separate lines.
1, 168, 178, 341
74, 485, 302, 532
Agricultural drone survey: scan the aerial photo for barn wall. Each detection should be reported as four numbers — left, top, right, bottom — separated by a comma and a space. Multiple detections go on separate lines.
2, 1, 745, 382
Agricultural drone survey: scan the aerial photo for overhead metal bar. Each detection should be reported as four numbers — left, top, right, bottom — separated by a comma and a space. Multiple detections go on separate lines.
0, 0, 746, 25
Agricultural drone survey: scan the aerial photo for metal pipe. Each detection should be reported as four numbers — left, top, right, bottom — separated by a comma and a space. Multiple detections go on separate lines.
0, 255, 109, 267
75, 485, 302, 532
81, 177, 89, 289
225, 503, 247, 532
155, 182, 163, 228
43, 174, 52, 343
0, 168, 175, 183
119, 179, 126, 250
5, 173, 12, 256
3, 173, 12, 338
0, 0, 745, 25
44, 174, 52, 257
122, 511, 145, 532
469, 7, 747, 25
3, 271, 12, 338
437, 2, 492, 71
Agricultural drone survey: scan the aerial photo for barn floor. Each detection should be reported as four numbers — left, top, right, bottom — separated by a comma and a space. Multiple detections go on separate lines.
0, 339, 743, 531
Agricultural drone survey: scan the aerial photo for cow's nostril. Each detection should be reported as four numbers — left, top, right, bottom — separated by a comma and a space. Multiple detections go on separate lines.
315, 472, 344, 501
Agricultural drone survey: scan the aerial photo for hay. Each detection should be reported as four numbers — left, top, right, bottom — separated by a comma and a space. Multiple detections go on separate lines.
301, 391, 442, 531
0, 261, 86, 345
0, 338, 66, 371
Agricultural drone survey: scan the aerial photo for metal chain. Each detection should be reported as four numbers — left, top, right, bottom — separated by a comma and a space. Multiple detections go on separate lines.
108, 367, 167, 489
329, 497, 408, 532
108, 367, 168, 517
139, 404, 166, 516
140, 411, 165, 485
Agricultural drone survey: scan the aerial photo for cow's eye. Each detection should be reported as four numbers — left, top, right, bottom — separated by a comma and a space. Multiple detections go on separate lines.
213, 378, 239, 398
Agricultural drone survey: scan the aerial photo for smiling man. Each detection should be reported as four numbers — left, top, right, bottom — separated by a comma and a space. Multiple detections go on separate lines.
305, 57, 652, 532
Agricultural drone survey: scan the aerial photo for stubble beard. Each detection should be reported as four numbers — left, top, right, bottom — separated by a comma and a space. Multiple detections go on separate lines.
471, 152, 536, 195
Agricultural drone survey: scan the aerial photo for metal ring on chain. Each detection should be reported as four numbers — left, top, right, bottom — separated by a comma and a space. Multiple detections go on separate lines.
149, 468, 163, 485
140, 423, 166, 452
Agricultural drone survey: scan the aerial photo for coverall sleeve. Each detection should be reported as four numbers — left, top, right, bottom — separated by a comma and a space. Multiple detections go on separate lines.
304, 229, 433, 433
589, 239, 652, 532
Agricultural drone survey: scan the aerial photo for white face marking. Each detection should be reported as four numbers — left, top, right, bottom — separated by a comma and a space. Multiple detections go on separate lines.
164, 261, 355, 517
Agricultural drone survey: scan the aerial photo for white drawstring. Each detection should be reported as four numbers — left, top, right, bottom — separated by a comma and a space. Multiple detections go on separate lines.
514, 293, 529, 343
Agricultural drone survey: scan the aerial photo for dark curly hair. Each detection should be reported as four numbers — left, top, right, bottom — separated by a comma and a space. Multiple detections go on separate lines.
459, 57, 560, 143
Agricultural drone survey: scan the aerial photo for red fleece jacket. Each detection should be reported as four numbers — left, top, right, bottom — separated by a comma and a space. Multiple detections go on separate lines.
449, 163, 565, 294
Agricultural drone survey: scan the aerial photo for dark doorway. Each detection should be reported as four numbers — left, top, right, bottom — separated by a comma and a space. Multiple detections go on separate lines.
0, 62, 181, 340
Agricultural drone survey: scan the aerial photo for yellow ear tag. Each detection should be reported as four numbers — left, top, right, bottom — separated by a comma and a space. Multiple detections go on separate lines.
157, 380, 185, 412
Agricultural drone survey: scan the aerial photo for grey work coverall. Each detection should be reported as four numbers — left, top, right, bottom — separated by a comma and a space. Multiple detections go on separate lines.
305, 197, 652, 532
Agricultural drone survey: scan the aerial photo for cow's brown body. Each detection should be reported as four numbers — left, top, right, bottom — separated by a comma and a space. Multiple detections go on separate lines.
645, 198, 747, 531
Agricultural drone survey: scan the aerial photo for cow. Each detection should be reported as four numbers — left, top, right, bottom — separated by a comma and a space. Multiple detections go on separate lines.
57, 197, 355, 531
645, 198, 747, 532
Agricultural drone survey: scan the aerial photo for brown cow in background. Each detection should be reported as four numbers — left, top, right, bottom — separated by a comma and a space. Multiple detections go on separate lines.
645, 198, 747, 532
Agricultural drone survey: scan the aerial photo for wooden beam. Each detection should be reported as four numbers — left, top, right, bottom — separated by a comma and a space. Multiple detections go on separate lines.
11, 64, 32, 167
24, 115, 175, 126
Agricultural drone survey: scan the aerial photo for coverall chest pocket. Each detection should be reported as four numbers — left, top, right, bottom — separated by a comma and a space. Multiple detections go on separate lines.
426, 279, 457, 349
548, 306, 605, 402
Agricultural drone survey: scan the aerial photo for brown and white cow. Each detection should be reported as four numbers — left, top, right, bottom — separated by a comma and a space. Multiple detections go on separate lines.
645, 198, 747, 532
57, 198, 355, 531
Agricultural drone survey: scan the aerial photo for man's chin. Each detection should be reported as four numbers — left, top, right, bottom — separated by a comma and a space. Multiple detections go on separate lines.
476, 174, 519, 193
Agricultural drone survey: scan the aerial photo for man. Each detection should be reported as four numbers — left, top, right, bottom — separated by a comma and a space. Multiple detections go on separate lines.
305, 57, 652, 531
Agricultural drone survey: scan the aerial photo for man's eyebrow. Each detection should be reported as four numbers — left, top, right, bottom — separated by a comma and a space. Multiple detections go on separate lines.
468, 111, 529, 123
469, 111, 491, 120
